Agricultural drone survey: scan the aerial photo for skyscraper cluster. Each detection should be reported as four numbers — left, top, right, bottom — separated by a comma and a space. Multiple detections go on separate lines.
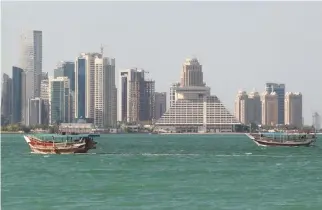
1, 30, 167, 128
234, 83, 303, 128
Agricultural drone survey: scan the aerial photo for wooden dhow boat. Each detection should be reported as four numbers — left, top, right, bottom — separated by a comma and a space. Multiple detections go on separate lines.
246, 131, 317, 147
24, 133, 100, 154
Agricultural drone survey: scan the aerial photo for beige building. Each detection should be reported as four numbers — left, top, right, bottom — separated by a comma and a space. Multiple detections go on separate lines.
156, 58, 240, 133
234, 91, 249, 124
180, 58, 204, 87
284, 92, 302, 128
118, 69, 155, 123
234, 90, 262, 125
93, 56, 117, 128
261, 91, 278, 126
248, 90, 262, 124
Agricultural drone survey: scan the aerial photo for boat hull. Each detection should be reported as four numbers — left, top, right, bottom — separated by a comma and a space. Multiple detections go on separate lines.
253, 139, 314, 147
245, 133, 316, 147
24, 135, 94, 154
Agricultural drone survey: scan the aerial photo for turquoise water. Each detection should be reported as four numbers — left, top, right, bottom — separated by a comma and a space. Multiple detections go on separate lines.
2, 134, 322, 210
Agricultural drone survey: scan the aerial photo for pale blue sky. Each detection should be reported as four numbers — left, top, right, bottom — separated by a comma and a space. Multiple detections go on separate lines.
2, 1, 322, 124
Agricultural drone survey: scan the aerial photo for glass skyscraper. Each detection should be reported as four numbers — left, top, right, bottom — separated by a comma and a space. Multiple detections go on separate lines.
12, 66, 24, 124
265, 83, 286, 125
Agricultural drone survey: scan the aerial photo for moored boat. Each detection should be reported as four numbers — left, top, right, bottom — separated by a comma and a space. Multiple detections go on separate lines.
246, 132, 317, 147
24, 133, 100, 154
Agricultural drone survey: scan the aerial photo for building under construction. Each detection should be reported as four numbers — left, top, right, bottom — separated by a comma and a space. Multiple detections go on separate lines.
119, 68, 155, 124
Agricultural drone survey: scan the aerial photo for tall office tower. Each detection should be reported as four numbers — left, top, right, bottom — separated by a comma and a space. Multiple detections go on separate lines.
28, 97, 43, 126
180, 58, 204, 87
75, 53, 100, 120
119, 68, 155, 123
234, 91, 249, 124
248, 90, 262, 124
20, 30, 42, 124
170, 82, 180, 107
284, 92, 303, 128
12, 67, 24, 124
1, 73, 12, 125
54, 61, 75, 92
155, 92, 167, 120
312, 112, 321, 130
156, 58, 240, 132
94, 57, 117, 128
261, 91, 278, 126
40, 77, 50, 125
49, 77, 72, 124
265, 83, 285, 124
40, 79, 49, 100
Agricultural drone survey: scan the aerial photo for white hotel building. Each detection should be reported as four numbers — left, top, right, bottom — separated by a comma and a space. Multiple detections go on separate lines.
155, 58, 240, 133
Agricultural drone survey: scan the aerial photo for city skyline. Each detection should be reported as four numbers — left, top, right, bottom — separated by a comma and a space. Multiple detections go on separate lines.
2, 1, 322, 124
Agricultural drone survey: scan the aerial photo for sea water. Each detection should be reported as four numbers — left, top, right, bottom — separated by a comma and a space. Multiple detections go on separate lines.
2, 134, 322, 210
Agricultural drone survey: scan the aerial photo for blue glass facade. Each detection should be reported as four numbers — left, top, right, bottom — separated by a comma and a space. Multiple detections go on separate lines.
54, 62, 75, 92
64, 62, 75, 92
12, 66, 23, 123
77, 58, 86, 118
265, 83, 285, 125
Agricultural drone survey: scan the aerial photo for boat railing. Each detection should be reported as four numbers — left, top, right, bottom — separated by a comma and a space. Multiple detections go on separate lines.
257, 132, 316, 142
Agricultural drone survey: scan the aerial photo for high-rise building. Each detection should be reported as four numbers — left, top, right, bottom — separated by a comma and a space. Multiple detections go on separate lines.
180, 58, 204, 87
20, 30, 42, 125
284, 92, 303, 128
312, 112, 321, 130
265, 83, 285, 124
75, 53, 100, 120
40, 76, 49, 125
28, 97, 43, 126
248, 90, 262, 125
261, 91, 278, 126
94, 57, 117, 128
49, 77, 72, 124
12, 66, 24, 124
156, 58, 240, 132
155, 92, 167, 120
118, 68, 155, 123
234, 91, 249, 124
1, 73, 12, 125
54, 61, 75, 92
170, 82, 180, 107
234, 90, 262, 125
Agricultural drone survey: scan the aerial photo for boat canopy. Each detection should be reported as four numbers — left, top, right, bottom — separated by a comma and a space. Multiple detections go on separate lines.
32, 133, 100, 140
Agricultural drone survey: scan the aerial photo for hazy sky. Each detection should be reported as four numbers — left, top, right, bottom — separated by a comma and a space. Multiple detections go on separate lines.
2, 1, 322, 124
